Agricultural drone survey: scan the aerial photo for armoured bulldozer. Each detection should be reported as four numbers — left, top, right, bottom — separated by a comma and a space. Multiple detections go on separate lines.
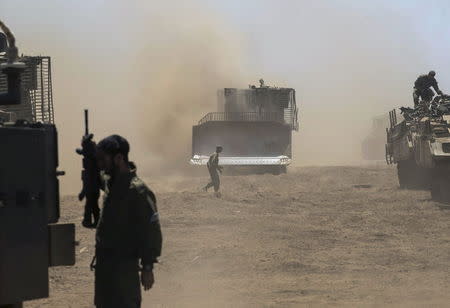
190, 80, 299, 174
0, 22, 74, 307
386, 94, 450, 202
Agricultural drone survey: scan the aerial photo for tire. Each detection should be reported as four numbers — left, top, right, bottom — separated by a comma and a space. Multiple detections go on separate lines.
267, 166, 286, 175
270, 166, 281, 175
415, 166, 431, 190
397, 159, 430, 190
431, 167, 450, 204
397, 161, 407, 189
431, 176, 442, 202
397, 160, 413, 189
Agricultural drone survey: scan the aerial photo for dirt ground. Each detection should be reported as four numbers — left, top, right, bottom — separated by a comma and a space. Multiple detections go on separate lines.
27, 166, 450, 307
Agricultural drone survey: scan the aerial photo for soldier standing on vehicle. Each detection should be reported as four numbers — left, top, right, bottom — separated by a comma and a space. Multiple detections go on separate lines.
92, 135, 162, 308
204, 146, 223, 196
413, 71, 443, 106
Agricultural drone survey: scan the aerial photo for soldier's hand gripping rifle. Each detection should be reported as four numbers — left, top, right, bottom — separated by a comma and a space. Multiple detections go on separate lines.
76, 110, 101, 229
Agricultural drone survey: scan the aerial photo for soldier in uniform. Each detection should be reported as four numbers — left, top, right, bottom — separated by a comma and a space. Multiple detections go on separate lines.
413, 70, 443, 106
92, 135, 162, 308
204, 146, 223, 196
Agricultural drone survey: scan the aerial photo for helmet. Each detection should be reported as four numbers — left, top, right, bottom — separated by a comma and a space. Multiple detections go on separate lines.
97, 134, 130, 160
429, 70, 436, 77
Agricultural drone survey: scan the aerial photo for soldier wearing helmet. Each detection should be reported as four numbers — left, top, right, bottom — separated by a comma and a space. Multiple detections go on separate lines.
413, 71, 443, 106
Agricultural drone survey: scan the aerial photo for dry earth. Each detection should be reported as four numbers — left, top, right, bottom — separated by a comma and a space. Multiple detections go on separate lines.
27, 166, 450, 307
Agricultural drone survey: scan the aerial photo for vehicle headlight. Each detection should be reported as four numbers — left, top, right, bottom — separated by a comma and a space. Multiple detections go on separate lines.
280, 157, 290, 164
190, 155, 203, 165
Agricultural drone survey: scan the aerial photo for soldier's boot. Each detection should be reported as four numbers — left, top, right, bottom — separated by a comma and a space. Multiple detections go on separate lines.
82, 217, 94, 228
92, 203, 100, 228
82, 200, 95, 229
204, 182, 214, 192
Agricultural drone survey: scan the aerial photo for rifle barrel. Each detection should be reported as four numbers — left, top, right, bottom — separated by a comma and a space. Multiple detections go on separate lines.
84, 109, 89, 136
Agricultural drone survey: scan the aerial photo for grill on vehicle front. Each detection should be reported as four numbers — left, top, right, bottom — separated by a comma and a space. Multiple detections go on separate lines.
0, 56, 54, 124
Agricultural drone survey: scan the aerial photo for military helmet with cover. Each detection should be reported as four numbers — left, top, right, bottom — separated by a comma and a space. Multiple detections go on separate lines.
97, 134, 130, 161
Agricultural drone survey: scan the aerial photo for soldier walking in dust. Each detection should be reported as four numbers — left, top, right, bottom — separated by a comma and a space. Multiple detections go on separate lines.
413, 70, 443, 106
89, 135, 162, 308
204, 146, 223, 196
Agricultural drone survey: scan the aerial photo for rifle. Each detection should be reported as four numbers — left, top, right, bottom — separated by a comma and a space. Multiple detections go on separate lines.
76, 109, 100, 228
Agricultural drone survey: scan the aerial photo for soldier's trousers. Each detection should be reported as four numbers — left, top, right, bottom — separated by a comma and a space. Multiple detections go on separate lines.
206, 169, 220, 192
84, 192, 100, 224
94, 255, 141, 308
413, 88, 434, 106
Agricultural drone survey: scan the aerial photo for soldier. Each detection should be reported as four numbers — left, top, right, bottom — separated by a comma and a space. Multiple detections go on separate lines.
92, 135, 162, 308
204, 146, 223, 196
413, 70, 443, 106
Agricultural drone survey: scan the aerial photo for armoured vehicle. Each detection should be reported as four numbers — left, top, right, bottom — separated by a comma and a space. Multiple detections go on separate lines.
0, 22, 74, 307
386, 94, 450, 202
190, 80, 299, 174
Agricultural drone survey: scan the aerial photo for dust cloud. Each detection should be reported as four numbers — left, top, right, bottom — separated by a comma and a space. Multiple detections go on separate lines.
1, 1, 449, 193
239, 1, 437, 166
126, 8, 249, 176
0, 1, 249, 193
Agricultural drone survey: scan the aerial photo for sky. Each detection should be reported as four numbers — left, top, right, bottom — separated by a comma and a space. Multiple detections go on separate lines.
1, 0, 449, 193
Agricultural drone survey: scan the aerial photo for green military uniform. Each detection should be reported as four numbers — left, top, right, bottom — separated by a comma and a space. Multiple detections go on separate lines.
94, 162, 162, 308
205, 152, 221, 192
413, 74, 441, 106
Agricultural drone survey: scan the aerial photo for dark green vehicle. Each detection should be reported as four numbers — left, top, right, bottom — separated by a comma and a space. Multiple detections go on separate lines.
0, 22, 74, 308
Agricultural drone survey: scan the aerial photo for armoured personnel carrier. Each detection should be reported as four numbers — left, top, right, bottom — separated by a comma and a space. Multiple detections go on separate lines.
0, 22, 74, 307
386, 94, 450, 202
190, 80, 299, 174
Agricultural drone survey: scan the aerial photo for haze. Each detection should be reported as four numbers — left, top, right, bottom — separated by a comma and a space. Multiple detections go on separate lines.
1, 0, 449, 194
